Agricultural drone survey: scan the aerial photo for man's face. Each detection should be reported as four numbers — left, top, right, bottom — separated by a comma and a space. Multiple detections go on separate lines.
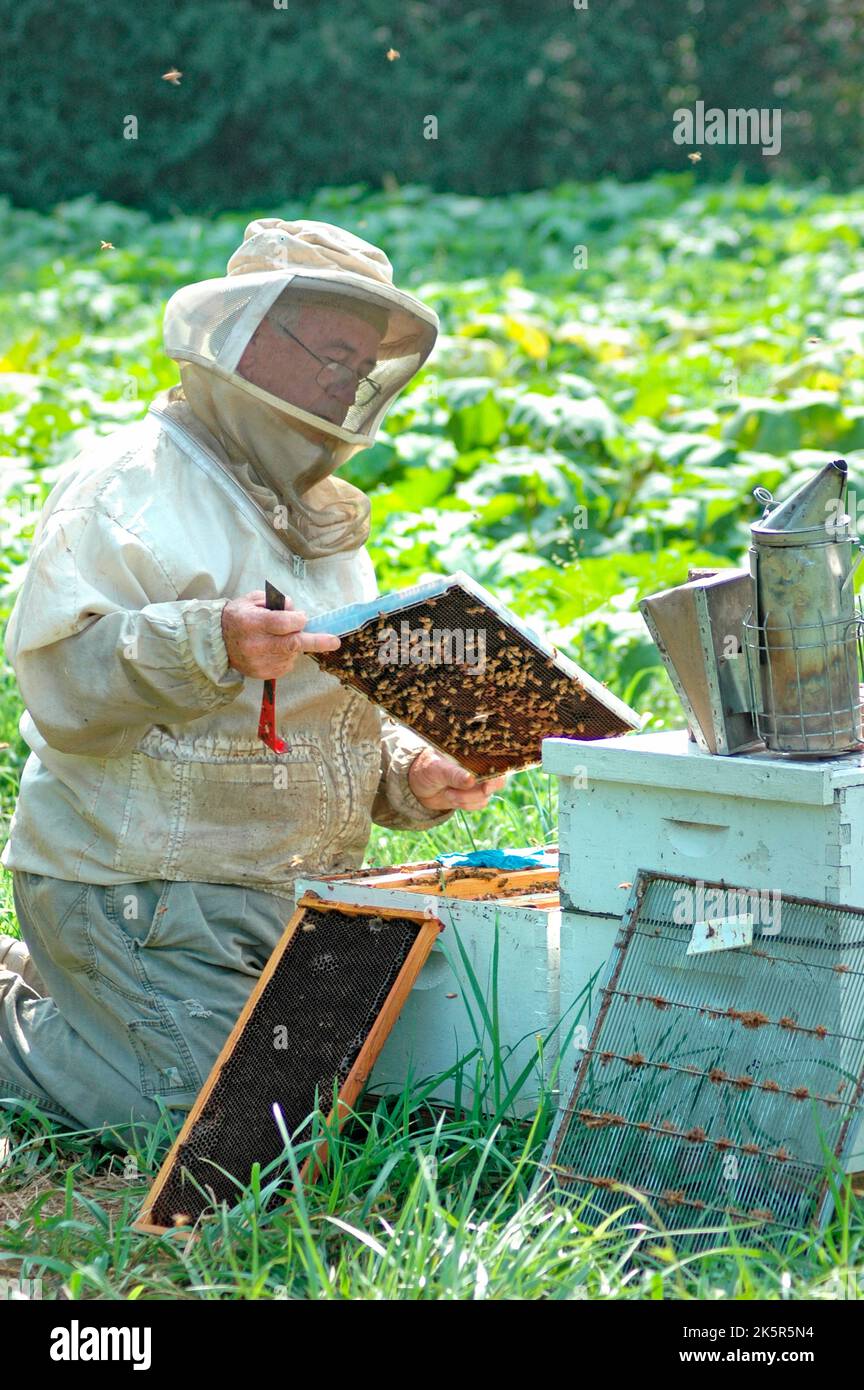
236, 301, 383, 427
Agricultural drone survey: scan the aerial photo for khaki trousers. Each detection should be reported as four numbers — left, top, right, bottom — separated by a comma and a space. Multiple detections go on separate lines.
0, 871, 296, 1147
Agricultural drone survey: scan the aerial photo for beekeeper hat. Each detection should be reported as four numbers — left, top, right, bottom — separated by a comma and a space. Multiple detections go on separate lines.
163, 218, 439, 448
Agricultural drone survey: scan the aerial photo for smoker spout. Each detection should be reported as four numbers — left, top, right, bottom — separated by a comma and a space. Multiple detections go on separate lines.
752, 458, 849, 540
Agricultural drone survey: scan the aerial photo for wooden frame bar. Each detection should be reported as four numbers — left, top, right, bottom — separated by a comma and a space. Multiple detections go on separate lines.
135, 895, 442, 1235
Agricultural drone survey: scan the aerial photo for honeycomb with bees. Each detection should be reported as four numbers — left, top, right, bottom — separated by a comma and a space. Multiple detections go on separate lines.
306, 573, 640, 776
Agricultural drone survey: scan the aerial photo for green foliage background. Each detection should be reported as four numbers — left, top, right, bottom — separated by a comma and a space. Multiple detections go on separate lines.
3, 172, 864, 836
2, 0, 864, 213
6, 0, 864, 1297
4, 71, 864, 1287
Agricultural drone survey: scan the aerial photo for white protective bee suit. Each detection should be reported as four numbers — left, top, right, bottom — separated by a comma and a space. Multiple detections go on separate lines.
0, 220, 453, 1138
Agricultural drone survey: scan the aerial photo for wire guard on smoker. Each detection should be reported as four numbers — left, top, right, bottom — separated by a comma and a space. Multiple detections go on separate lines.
742, 604, 864, 755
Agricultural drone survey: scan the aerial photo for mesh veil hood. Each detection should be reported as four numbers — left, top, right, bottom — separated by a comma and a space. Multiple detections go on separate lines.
156, 218, 439, 559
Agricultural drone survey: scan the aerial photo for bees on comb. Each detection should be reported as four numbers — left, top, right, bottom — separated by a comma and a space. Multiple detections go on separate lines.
312, 589, 598, 775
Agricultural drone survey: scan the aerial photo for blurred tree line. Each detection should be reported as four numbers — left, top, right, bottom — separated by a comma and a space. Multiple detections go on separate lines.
1, 0, 862, 214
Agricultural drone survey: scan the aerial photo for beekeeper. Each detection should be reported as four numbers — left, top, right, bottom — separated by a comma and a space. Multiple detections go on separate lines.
0, 220, 505, 1140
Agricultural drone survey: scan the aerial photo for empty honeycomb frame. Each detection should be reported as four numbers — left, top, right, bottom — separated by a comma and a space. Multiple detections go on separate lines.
304, 571, 640, 776
540, 870, 864, 1238
136, 895, 441, 1235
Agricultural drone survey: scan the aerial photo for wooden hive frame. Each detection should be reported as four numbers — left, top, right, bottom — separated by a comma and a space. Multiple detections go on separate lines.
136, 895, 442, 1236
312, 859, 560, 902
304, 571, 641, 776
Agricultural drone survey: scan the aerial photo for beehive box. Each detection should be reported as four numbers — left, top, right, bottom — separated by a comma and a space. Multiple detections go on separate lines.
305, 572, 639, 776
545, 729, 864, 917
295, 854, 615, 1114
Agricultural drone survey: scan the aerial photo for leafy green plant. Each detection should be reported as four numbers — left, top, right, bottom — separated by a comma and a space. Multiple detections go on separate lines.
4, 176, 864, 1298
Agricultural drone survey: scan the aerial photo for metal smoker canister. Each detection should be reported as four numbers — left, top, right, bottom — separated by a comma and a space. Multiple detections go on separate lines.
745, 458, 864, 755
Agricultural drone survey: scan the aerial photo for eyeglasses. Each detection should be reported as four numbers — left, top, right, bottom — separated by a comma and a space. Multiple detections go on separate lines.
270, 322, 382, 408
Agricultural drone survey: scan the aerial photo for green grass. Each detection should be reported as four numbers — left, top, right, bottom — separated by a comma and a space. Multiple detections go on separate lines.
4, 175, 864, 1297
2, 888, 863, 1300
4, 1066, 864, 1300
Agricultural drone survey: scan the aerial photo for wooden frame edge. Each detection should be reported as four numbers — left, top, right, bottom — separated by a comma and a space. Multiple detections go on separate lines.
300, 914, 441, 1183
134, 897, 309, 1235
134, 896, 442, 1235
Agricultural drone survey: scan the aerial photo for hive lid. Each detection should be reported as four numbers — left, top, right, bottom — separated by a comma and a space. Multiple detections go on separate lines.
543, 727, 864, 802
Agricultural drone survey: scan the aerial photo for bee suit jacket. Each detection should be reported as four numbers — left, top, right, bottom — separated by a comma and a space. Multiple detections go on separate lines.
1, 219, 453, 899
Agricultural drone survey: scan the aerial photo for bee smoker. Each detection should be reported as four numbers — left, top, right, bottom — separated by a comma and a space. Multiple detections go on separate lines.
743, 458, 864, 755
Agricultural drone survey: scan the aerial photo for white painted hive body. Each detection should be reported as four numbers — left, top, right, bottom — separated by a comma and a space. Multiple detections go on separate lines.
547, 729, 864, 915
293, 861, 592, 1115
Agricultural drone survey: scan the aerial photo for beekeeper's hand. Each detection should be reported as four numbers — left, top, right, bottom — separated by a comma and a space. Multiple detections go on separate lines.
221, 590, 340, 678
407, 747, 507, 812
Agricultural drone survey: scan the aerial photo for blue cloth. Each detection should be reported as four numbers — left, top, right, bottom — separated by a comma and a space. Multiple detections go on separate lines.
435, 848, 555, 871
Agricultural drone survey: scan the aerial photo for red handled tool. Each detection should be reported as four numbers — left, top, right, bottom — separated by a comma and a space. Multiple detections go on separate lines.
258, 580, 288, 754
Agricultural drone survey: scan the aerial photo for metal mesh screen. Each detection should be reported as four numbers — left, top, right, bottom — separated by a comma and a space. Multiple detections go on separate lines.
542, 872, 864, 1238
313, 585, 632, 776
141, 903, 428, 1231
